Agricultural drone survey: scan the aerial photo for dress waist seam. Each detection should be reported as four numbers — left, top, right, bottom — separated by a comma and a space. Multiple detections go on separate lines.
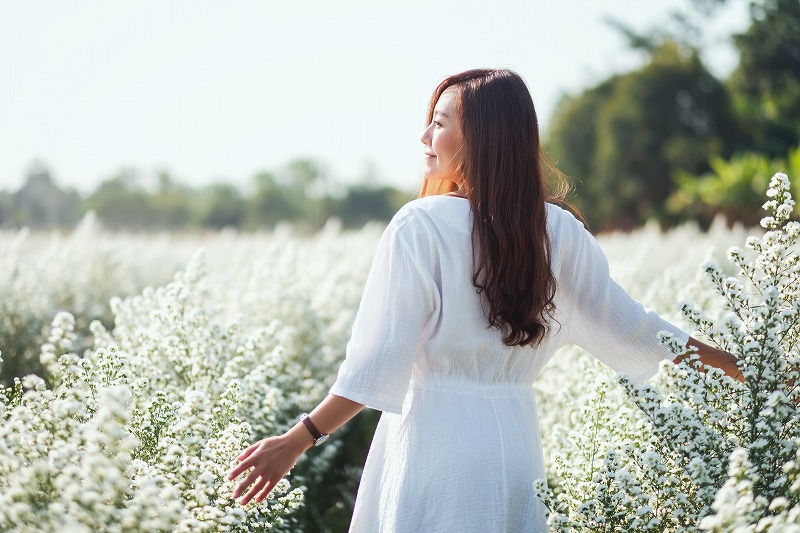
409, 379, 534, 399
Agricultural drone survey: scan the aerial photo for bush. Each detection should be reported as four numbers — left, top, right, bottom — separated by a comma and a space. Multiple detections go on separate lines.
536, 173, 799, 531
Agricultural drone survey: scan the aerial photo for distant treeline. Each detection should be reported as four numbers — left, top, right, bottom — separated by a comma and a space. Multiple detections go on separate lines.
3, 0, 799, 233
0, 159, 413, 231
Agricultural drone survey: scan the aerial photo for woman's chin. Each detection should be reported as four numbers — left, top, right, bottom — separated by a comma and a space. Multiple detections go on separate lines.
422, 166, 443, 181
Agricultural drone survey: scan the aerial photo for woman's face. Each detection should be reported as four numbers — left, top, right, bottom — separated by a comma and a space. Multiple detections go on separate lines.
420, 88, 463, 183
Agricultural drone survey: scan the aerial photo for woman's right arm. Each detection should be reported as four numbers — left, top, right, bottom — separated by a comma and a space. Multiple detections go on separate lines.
227, 394, 364, 505
554, 208, 746, 385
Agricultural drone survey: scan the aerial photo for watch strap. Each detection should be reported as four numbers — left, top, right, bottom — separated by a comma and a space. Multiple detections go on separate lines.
300, 413, 328, 445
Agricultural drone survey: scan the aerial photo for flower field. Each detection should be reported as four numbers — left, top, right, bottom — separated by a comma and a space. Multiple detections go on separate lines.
1, 175, 797, 532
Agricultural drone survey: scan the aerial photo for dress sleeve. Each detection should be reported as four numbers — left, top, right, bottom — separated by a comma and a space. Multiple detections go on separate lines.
329, 208, 439, 414
560, 214, 689, 383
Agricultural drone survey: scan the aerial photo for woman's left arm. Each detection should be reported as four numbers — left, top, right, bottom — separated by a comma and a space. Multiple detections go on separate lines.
677, 336, 745, 383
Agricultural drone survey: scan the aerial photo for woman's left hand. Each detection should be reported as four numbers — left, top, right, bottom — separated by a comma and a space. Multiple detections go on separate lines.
227, 433, 310, 505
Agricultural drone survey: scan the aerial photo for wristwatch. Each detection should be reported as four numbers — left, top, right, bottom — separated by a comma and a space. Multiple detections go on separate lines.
299, 413, 329, 446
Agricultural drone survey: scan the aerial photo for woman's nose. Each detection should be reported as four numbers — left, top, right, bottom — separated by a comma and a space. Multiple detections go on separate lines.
420, 124, 433, 145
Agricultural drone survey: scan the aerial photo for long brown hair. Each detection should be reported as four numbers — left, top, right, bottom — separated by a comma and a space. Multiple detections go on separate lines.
420, 68, 573, 347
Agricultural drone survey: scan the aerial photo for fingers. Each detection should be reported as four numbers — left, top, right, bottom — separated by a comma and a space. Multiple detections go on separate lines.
226, 437, 292, 505
232, 467, 261, 500
227, 468, 283, 506
236, 441, 261, 461
227, 460, 251, 482
228, 441, 263, 480
255, 477, 280, 503
232, 473, 280, 506
240, 475, 271, 506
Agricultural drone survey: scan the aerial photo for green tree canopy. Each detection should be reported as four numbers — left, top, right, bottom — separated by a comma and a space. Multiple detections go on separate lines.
327, 186, 410, 229
728, 0, 800, 156
196, 183, 245, 229
84, 169, 158, 229
547, 43, 736, 229
245, 170, 304, 229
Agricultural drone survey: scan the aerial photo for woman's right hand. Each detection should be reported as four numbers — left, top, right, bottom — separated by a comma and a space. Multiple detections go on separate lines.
226, 395, 365, 506
227, 432, 311, 506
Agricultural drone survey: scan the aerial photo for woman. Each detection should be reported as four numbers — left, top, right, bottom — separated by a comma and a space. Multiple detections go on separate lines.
227, 68, 742, 531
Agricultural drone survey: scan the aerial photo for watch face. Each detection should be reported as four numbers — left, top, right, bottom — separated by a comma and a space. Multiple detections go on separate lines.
314, 434, 329, 446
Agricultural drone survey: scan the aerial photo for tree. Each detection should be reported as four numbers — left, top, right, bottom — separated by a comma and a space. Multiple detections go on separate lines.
150, 171, 194, 228
10, 161, 81, 228
84, 168, 158, 229
198, 183, 245, 229
0, 191, 12, 227
327, 185, 409, 228
547, 43, 736, 230
284, 158, 327, 228
727, 0, 800, 157
546, 78, 619, 224
245, 171, 303, 229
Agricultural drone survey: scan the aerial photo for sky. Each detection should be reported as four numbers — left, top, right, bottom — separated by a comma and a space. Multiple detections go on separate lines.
0, 1, 751, 194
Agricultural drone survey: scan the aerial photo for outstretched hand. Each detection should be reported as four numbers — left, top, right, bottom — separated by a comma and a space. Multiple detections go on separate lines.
683, 337, 745, 383
227, 434, 310, 506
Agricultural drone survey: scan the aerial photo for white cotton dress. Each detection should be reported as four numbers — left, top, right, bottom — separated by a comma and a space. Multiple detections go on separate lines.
329, 195, 688, 533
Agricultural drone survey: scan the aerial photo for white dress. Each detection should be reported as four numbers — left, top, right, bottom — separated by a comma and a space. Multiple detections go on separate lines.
329, 195, 688, 532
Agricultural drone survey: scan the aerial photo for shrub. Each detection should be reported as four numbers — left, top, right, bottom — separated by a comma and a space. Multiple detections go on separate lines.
537, 173, 799, 531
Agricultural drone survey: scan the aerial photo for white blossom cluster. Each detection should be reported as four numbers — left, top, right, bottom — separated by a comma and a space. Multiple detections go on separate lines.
535, 173, 799, 531
0, 222, 378, 531
699, 447, 800, 532
0, 214, 192, 381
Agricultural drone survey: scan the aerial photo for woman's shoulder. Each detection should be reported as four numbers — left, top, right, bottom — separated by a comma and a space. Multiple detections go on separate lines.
546, 201, 587, 236
392, 197, 579, 238
396, 194, 468, 214
390, 195, 469, 229
545, 202, 594, 272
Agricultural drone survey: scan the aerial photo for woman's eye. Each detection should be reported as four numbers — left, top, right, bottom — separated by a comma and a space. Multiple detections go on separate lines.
433, 121, 443, 128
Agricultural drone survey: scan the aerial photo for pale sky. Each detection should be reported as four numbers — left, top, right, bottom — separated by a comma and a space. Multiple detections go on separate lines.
0, 1, 750, 194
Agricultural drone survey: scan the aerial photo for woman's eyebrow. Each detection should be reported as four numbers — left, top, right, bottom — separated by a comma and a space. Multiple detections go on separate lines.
434, 110, 450, 118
